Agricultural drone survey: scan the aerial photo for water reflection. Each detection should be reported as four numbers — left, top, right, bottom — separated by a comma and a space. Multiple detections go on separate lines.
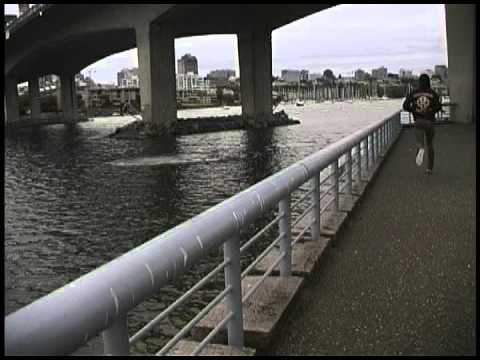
242, 128, 279, 185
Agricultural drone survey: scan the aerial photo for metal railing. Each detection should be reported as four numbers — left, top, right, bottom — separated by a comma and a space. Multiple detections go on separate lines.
5, 111, 402, 356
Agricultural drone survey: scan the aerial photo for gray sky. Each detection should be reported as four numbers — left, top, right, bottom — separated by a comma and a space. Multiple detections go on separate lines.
5, 4, 448, 84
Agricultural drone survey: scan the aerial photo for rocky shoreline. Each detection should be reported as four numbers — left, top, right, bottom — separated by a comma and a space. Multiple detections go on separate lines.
5, 115, 90, 129
109, 110, 300, 139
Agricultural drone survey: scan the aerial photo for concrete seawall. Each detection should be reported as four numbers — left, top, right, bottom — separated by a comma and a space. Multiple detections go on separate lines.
5, 114, 90, 128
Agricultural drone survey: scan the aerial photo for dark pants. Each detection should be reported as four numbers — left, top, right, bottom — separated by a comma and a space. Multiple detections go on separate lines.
414, 119, 435, 170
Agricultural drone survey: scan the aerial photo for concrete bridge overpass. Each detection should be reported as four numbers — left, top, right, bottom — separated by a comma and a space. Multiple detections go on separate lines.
4, 4, 332, 127
4, 4, 476, 130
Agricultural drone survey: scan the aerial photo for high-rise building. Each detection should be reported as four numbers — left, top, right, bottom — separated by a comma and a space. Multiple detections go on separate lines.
434, 65, 448, 82
206, 69, 235, 87
18, 4, 30, 16
309, 73, 323, 82
281, 70, 300, 83
372, 66, 387, 80
177, 54, 198, 75
355, 69, 367, 81
117, 68, 139, 88
300, 70, 309, 82
87, 87, 141, 109
176, 72, 211, 92
399, 68, 413, 79
207, 69, 235, 79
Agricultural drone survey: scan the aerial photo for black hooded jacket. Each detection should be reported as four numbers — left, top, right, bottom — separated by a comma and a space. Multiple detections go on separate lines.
403, 75, 442, 122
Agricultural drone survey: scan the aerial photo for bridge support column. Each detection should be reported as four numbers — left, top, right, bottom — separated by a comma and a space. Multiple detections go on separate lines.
238, 28, 272, 121
5, 76, 20, 123
445, 4, 476, 123
29, 78, 41, 120
59, 74, 77, 122
136, 22, 177, 132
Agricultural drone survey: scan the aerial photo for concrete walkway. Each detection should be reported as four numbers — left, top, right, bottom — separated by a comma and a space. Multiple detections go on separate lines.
266, 123, 476, 356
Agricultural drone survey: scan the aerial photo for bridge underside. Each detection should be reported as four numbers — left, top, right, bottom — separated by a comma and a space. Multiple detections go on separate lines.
5, 4, 333, 127
12, 29, 137, 83
7, 4, 332, 83
5, 4, 475, 128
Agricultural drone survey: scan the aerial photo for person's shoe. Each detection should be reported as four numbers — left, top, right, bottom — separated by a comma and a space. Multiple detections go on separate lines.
426, 168, 432, 175
416, 148, 425, 166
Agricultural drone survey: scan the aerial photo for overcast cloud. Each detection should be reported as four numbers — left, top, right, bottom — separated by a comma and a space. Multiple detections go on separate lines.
5, 4, 448, 83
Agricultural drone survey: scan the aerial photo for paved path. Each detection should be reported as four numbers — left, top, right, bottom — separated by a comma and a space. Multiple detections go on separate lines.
266, 123, 476, 356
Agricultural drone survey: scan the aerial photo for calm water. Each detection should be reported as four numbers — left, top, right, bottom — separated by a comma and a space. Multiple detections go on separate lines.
5, 99, 402, 353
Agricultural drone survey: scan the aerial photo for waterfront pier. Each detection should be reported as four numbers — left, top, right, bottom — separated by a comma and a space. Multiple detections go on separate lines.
4, 4, 475, 356
266, 122, 475, 355
5, 108, 476, 355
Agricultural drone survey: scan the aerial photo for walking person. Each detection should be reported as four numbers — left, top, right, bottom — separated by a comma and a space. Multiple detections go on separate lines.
402, 74, 442, 174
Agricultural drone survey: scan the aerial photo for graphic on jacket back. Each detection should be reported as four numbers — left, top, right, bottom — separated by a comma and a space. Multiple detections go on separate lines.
415, 94, 432, 114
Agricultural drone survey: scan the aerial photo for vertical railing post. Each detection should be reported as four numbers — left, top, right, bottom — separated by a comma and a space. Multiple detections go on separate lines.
310, 175, 321, 241
379, 128, 382, 157
386, 121, 389, 147
102, 314, 130, 356
385, 122, 388, 151
279, 196, 292, 276
382, 124, 386, 154
378, 125, 383, 156
388, 119, 392, 145
398, 113, 401, 135
392, 116, 395, 140
332, 159, 339, 213
357, 142, 362, 183
347, 149, 353, 195
223, 233, 244, 348
371, 133, 375, 168
377, 128, 381, 158
366, 134, 370, 170
385, 120, 390, 149
378, 127, 382, 157
373, 130, 378, 162
387, 120, 390, 146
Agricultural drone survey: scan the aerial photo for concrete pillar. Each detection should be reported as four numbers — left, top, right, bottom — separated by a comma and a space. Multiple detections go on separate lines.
60, 74, 77, 121
29, 78, 41, 120
56, 86, 62, 112
5, 76, 19, 123
445, 4, 476, 123
238, 27, 273, 120
136, 22, 177, 131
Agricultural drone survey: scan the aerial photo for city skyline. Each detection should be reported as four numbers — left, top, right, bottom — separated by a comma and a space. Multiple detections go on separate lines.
5, 4, 448, 84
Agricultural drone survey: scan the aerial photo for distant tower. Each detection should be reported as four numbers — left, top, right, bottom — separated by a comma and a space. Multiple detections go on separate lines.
18, 4, 30, 16
177, 54, 198, 75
